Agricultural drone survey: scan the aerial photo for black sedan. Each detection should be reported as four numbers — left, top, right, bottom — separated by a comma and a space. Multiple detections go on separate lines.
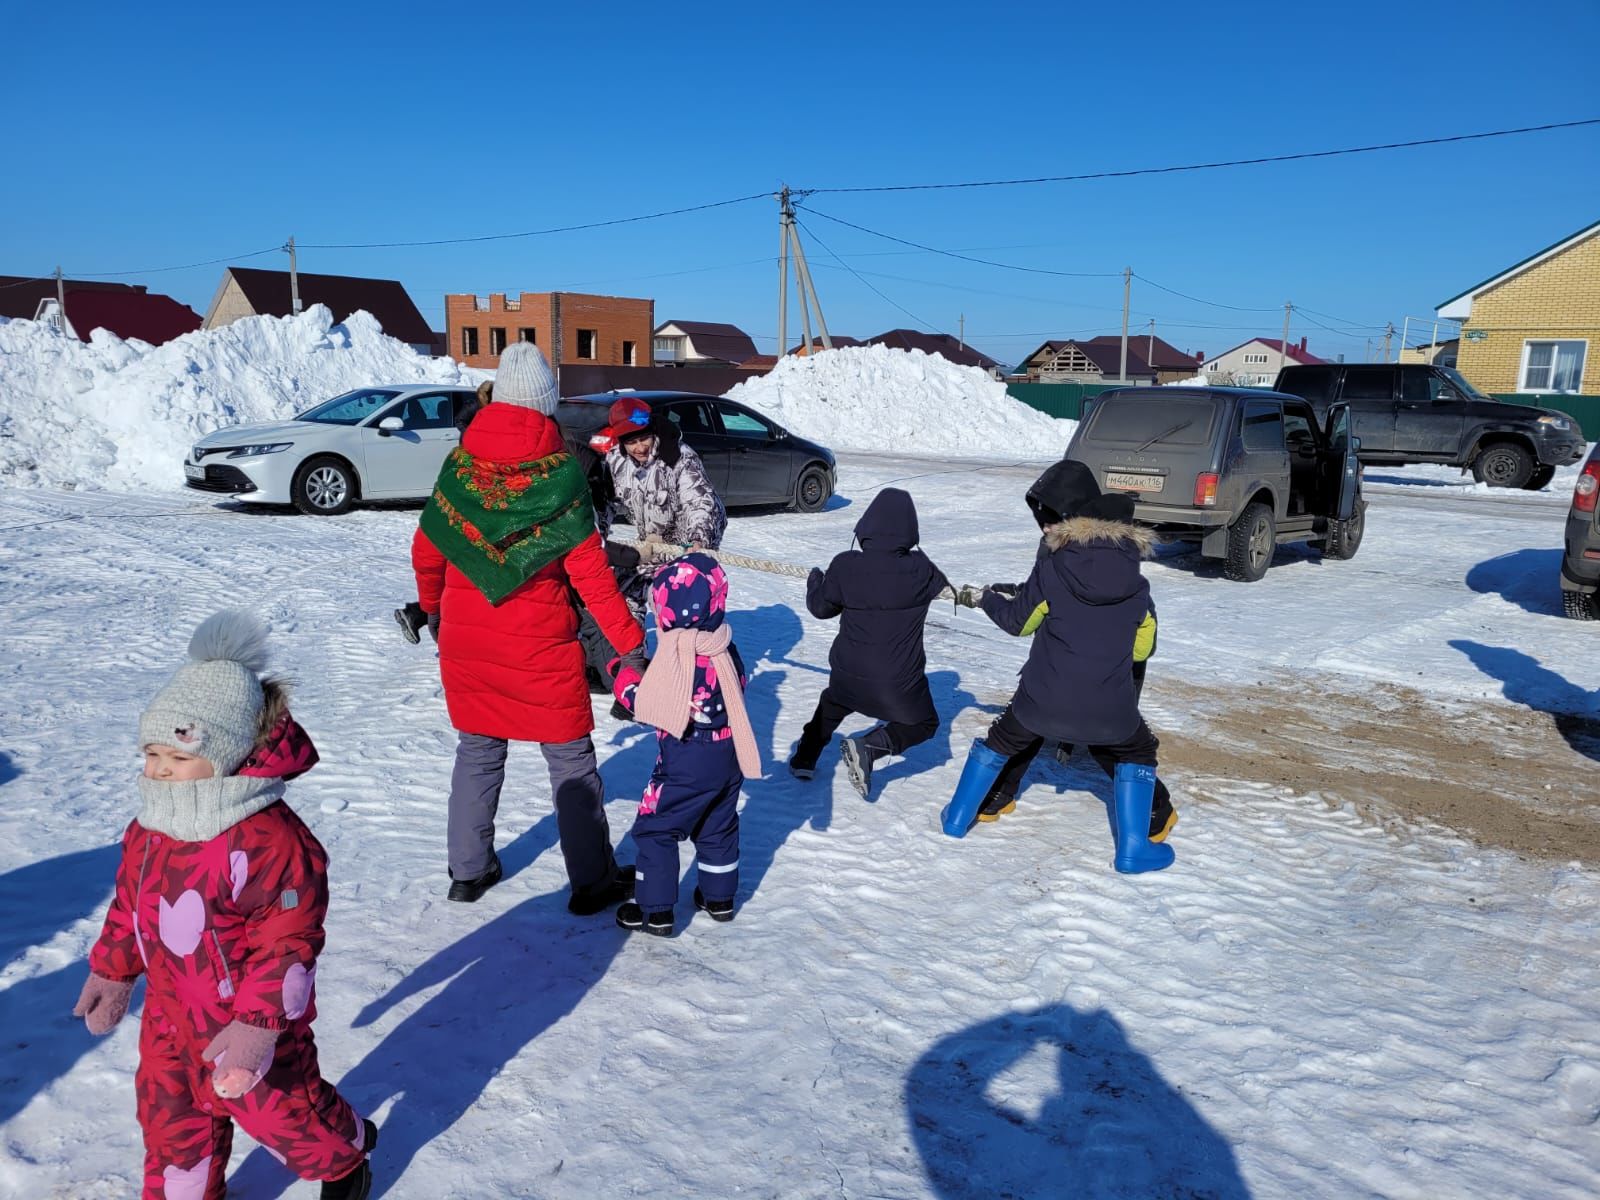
556, 391, 837, 512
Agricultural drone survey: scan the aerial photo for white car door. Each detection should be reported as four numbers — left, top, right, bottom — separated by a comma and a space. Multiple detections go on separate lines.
359, 393, 462, 498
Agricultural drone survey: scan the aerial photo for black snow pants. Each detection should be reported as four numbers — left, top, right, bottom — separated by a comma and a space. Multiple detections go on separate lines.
791, 687, 939, 772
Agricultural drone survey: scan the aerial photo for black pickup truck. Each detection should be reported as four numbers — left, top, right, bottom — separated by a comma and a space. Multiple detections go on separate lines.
1273, 363, 1586, 490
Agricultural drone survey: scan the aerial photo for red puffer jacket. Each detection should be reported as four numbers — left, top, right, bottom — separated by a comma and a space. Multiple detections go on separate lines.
90, 722, 332, 1042
412, 403, 644, 744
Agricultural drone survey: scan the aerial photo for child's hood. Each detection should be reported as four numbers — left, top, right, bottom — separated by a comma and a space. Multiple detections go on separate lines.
854, 487, 919, 553
1044, 517, 1154, 607
237, 716, 320, 781
650, 552, 729, 633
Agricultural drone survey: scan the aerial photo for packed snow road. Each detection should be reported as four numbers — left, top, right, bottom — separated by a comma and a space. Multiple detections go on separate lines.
1, 454, 1597, 1199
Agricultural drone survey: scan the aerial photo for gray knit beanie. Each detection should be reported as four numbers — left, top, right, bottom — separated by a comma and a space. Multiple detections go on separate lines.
139, 611, 270, 776
493, 343, 559, 415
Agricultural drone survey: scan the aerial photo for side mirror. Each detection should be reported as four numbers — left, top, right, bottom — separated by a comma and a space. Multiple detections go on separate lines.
1350, 436, 1362, 453
1435, 387, 1459, 403
377, 416, 404, 436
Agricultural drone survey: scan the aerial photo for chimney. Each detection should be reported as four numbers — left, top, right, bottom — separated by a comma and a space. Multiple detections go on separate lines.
1299, 336, 1308, 353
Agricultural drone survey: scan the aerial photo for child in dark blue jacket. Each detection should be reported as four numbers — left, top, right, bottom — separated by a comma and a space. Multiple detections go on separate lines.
943, 461, 1174, 873
792, 488, 949, 800
612, 553, 761, 936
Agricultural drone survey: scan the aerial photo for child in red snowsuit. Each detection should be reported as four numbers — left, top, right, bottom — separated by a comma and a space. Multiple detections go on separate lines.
73, 611, 376, 1200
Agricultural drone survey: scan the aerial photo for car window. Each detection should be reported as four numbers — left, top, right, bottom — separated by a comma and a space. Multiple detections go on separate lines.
1436, 366, 1489, 401
1241, 401, 1284, 452
1340, 367, 1395, 402
1282, 408, 1315, 449
715, 403, 773, 440
1400, 371, 1448, 403
1277, 366, 1335, 405
1082, 398, 1217, 446
378, 393, 455, 431
297, 388, 401, 425
665, 401, 715, 435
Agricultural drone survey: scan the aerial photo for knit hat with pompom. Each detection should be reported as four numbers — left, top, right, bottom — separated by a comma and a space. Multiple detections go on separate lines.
139, 611, 270, 775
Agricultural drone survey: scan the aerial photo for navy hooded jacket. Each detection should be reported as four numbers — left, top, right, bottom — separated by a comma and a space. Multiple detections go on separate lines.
806, 488, 949, 724
980, 514, 1155, 745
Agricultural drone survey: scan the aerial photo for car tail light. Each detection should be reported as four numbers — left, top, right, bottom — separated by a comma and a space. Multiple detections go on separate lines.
1575, 461, 1600, 514
1194, 472, 1220, 507
589, 432, 617, 454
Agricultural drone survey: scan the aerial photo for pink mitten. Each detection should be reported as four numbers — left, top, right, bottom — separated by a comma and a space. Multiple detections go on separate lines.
201, 1020, 279, 1098
72, 972, 135, 1035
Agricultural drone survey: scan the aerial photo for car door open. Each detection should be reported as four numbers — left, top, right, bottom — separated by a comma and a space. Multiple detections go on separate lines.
1326, 404, 1362, 521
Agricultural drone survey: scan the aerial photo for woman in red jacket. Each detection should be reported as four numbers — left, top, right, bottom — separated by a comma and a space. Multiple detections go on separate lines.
412, 343, 645, 906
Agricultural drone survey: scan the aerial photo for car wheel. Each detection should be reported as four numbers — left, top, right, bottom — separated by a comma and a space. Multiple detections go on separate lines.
292, 456, 356, 515
1563, 589, 1598, 621
1524, 464, 1557, 491
1224, 502, 1275, 582
791, 465, 832, 513
1471, 442, 1535, 488
1324, 499, 1366, 561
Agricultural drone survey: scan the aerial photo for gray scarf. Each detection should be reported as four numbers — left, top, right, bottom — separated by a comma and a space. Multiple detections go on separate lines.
137, 774, 286, 843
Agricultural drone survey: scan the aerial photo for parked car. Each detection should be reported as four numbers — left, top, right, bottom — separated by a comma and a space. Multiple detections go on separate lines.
1066, 387, 1363, 582
1273, 362, 1585, 490
1561, 444, 1600, 620
556, 391, 837, 512
185, 385, 480, 514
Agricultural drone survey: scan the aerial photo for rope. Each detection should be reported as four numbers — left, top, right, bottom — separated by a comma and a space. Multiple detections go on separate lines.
628, 540, 977, 606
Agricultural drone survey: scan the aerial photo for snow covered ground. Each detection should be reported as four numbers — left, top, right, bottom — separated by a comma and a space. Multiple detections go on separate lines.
2, 450, 1597, 1199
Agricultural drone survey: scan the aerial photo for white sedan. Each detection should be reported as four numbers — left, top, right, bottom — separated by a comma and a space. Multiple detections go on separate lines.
184, 385, 479, 514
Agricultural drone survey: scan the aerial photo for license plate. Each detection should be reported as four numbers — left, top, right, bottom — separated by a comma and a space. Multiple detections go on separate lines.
184, 462, 205, 480
1105, 470, 1163, 493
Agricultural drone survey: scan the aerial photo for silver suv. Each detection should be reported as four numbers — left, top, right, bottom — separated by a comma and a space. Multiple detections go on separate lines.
1065, 387, 1363, 582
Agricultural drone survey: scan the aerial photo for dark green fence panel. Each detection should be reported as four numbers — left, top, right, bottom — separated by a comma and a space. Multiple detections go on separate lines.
1005, 381, 1122, 421
1491, 393, 1600, 441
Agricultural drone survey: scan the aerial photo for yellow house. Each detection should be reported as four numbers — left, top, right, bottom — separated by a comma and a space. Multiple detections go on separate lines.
1437, 219, 1600, 396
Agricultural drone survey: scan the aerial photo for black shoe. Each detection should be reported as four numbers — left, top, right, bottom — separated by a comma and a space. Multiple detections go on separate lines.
1149, 792, 1178, 843
394, 602, 427, 645
840, 736, 876, 800
616, 901, 674, 937
788, 758, 816, 781
568, 864, 636, 916
694, 887, 735, 923
610, 699, 637, 722
446, 855, 502, 903
321, 1143, 375, 1200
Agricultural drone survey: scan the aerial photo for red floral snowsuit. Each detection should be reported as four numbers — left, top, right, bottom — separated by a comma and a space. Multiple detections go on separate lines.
90, 722, 368, 1198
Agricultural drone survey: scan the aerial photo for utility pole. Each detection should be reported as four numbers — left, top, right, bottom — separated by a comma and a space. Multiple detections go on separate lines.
777, 190, 831, 353
1399, 316, 1412, 362
1365, 337, 1373, 361
1118, 267, 1131, 383
777, 188, 790, 356
1279, 301, 1292, 375
1147, 318, 1155, 377
1427, 321, 1439, 363
959, 313, 965, 350
1381, 322, 1394, 362
286, 236, 302, 315
55, 266, 66, 332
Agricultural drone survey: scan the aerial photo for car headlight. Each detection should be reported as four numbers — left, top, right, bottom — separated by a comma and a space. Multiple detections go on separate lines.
1537, 415, 1572, 431
226, 443, 294, 458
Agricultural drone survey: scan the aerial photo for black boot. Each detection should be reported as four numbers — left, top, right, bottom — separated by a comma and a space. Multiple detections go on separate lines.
320, 1121, 378, 1199
694, 887, 735, 923
393, 602, 428, 645
568, 864, 636, 916
1149, 783, 1178, 843
841, 727, 892, 800
446, 854, 502, 903
616, 901, 674, 937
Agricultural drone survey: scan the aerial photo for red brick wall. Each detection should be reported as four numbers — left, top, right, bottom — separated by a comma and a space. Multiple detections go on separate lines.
445, 292, 650, 371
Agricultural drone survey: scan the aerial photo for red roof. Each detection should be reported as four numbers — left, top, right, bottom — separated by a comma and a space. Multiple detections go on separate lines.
63, 289, 202, 346
0, 275, 143, 321
1084, 333, 1201, 370
1214, 337, 1325, 366
868, 329, 1001, 372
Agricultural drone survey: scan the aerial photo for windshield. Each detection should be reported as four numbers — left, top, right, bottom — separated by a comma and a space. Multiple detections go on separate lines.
1084, 398, 1218, 447
1436, 367, 1488, 401
296, 389, 402, 425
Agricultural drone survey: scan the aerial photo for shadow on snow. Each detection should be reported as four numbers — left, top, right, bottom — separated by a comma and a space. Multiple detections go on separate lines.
1450, 639, 1600, 763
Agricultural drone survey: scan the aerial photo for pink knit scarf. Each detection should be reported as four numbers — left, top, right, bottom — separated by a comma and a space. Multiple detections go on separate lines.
633, 625, 761, 778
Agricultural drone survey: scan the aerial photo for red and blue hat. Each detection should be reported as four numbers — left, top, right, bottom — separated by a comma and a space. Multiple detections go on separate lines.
589, 398, 655, 453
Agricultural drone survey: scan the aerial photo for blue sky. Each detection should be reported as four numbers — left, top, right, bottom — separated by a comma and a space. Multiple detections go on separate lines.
4, 0, 1597, 366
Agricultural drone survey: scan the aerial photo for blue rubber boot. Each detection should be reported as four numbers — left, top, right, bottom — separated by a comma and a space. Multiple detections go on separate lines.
941, 740, 1009, 838
1113, 763, 1175, 874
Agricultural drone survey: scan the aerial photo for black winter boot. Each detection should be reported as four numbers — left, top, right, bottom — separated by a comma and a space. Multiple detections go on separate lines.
393, 602, 428, 645
841, 727, 892, 800
320, 1121, 378, 1199
569, 865, 636, 916
616, 901, 674, 937
1149, 785, 1178, 843
446, 854, 502, 903
694, 887, 735, 923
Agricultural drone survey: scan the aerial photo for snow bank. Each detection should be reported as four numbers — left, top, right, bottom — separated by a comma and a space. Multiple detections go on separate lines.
0, 306, 481, 492
723, 344, 1067, 457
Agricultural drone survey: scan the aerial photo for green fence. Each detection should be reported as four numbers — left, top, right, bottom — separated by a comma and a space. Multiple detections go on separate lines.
1005, 381, 1122, 421
1491, 394, 1599, 441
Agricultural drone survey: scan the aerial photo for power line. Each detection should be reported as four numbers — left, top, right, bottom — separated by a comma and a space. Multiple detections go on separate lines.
1133, 274, 1282, 313
795, 217, 937, 334
299, 192, 772, 250
0, 246, 282, 288
807, 118, 1600, 194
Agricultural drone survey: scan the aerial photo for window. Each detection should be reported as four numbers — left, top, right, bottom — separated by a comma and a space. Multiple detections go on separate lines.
1520, 340, 1587, 393
1340, 366, 1395, 402
296, 388, 401, 425
519, 327, 537, 344
1282, 409, 1315, 450
489, 327, 507, 356
1277, 365, 1335, 406
716, 404, 773, 439
654, 336, 684, 362
665, 401, 715, 435
577, 329, 597, 359
1243, 352, 1270, 365
380, 393, 456, 431
1401, 369, 1449, 403
460, 327, 479, 357
1240, 401, 1284, 452
623, 340, 636, 367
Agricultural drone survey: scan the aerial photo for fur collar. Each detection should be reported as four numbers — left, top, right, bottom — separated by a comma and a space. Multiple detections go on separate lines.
1044, 517, 1155, 557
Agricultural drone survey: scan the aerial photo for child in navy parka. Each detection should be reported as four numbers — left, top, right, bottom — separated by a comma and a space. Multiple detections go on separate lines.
612, 554, 761, 937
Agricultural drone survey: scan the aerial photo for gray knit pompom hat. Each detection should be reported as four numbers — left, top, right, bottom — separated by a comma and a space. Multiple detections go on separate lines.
492, 342, 559, 415
139, 611, 270, 775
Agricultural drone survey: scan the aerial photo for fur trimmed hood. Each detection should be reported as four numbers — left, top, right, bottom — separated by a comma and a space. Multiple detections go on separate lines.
1044, 516, 1155, 557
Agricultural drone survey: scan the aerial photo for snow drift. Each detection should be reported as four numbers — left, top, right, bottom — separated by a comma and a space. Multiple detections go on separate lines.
723, 344, 1068, 457
0, 306, 481, 493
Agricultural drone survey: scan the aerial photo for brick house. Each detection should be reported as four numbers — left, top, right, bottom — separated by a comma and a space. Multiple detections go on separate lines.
1201, 337, 1324, 386
446, 292, 652, 373
206, 268, 437, 354
1437, 219, 1600, 396
1014, 339, 1157, 385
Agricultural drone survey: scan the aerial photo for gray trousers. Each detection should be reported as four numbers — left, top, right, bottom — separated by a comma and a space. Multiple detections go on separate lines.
448, 732, 619, 893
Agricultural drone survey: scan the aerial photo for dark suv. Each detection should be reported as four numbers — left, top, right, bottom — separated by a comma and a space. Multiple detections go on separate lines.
1561, 444, 1600, 620
1274, 363, 1585, 489
1066, 388, 1362, 582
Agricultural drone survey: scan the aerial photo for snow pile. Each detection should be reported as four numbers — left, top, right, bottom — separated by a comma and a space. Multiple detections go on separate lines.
0, 306, 481, 492
724, 344, 1067, 456
1164, 373, 1214, 387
